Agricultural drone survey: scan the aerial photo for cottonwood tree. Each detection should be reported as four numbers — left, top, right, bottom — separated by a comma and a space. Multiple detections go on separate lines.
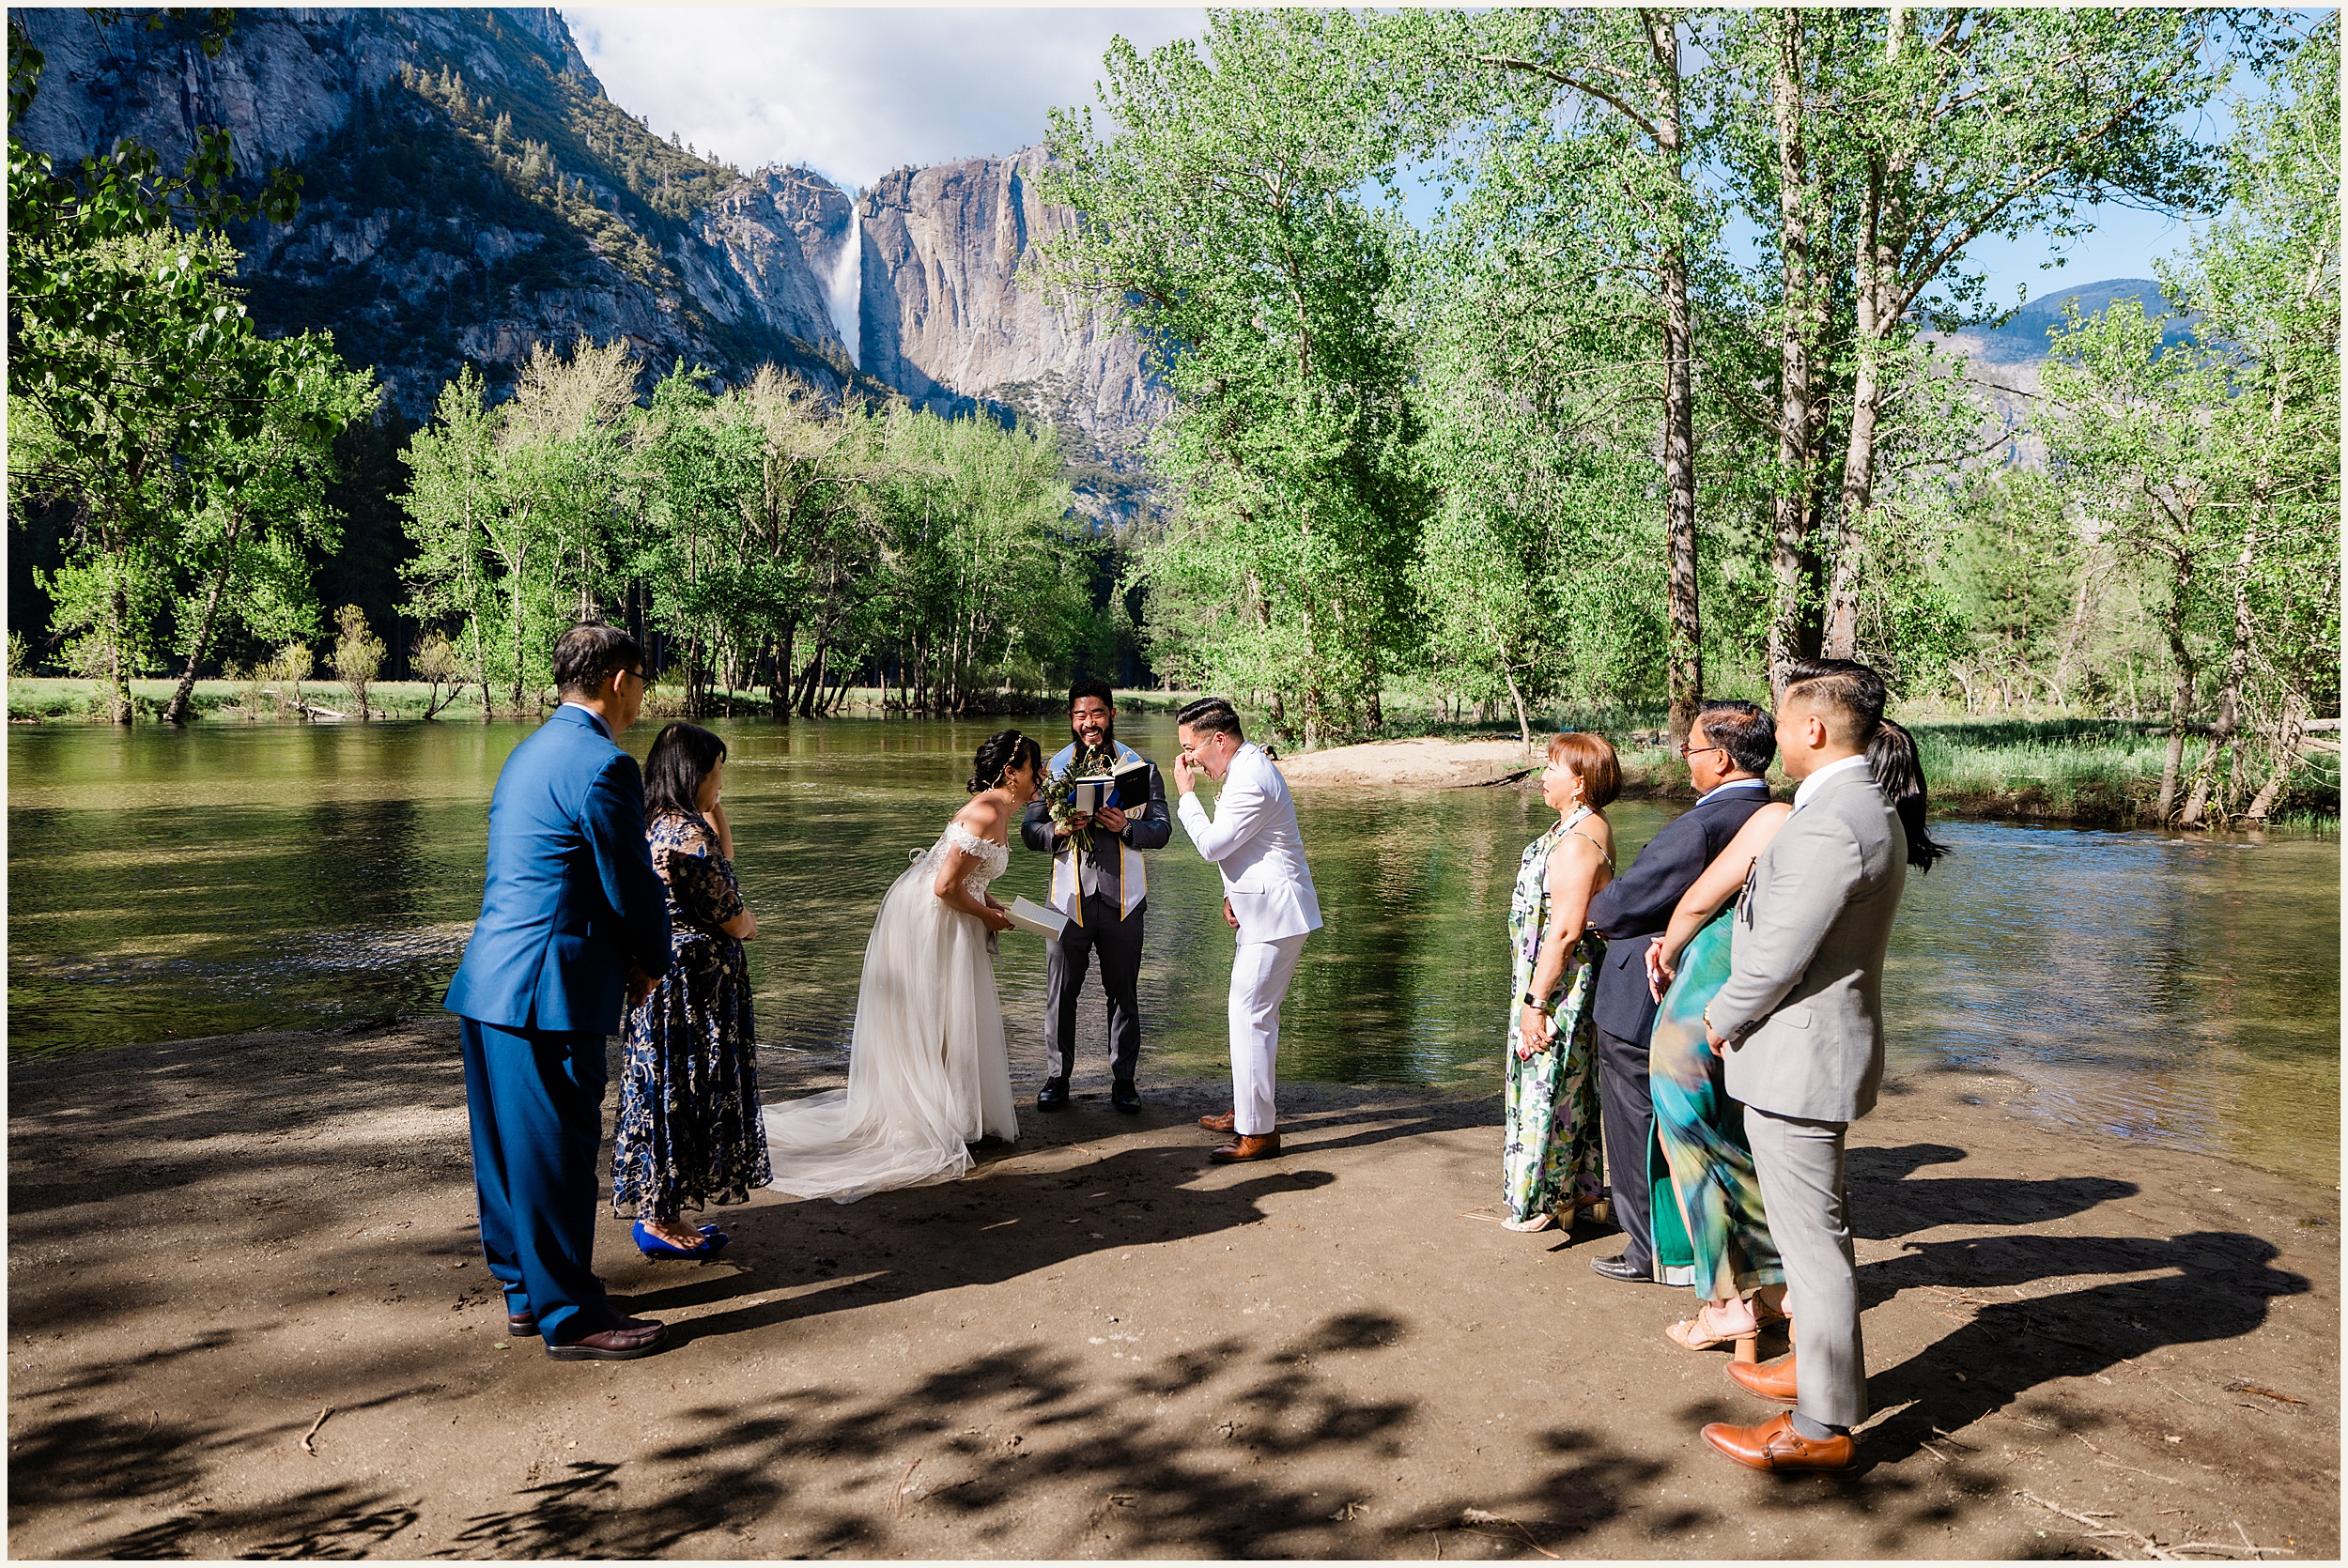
1036, 9, 1429, 746
158, 342, 378, 726
2039, 300, 2238, 819
400, 339, 637, 714
399, 367, 504, 719
2160, 18, 2340, 823
1801, 8, 2250, 665
1435, 8, 1711, 745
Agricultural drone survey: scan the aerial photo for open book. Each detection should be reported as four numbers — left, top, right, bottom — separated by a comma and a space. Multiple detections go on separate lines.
1068, 756, 1151, 817
1005, 896, 1070, 940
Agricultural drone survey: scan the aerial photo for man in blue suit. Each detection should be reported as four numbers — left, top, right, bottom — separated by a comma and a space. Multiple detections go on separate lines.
445, 623, 674, 1360
1583, 699, 1777, 1284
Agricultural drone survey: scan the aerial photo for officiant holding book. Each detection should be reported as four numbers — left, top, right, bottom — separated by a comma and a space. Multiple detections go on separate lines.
1020, 680, 1172, 1114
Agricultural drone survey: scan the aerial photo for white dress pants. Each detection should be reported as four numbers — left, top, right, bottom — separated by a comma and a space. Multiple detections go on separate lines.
1228, 933, 1307, 1136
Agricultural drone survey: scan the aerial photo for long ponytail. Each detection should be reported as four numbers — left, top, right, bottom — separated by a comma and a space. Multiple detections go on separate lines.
1868, 719, 1949, 872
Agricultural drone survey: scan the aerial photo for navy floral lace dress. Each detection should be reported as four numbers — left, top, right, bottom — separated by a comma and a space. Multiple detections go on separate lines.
613, 810, 771, 1219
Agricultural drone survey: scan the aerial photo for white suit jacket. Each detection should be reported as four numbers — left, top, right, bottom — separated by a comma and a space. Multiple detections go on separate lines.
1176, 743, 1323, 944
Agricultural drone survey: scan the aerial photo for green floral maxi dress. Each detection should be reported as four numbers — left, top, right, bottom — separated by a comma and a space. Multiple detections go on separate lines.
1502, 808, 1608, 1224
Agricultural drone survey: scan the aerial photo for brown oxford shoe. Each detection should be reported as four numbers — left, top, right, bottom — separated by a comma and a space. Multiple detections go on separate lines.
1208, 1131, 1282, 1164
1701, 1410, 1856, 1474
1197, 1108, 1237, 1132
507, 1312, 540, 1338
1727, 1351, 1799, 1403
544, 1316, 670, 1362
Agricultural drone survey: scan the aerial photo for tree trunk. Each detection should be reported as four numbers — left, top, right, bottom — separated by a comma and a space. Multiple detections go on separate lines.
770, 623, 796, 722
794, 638, 826, 718
2244, 689, 2306, 823
107, 586, 131, 724
508, 573, 528, 715
162, 510, 249, 727
1823, 318, 1883, 659
2179, 522, 2258, 827
796, 637, 827, 718
2155, 549, 2197, 821
1649, 11, 1703, 750
1766, 8, 1818, 699
1823, 19, 1905, 662
468, 612, 493, 721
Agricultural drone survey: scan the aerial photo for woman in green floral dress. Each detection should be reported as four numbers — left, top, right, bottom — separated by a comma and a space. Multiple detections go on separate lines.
1500, 732, 1619, 1232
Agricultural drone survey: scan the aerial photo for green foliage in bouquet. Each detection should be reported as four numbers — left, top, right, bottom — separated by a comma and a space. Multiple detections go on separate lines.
1040, 746, 1120, 855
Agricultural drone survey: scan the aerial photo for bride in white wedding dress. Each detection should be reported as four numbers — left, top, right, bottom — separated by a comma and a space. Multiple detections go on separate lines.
763, 730, 1043, 1202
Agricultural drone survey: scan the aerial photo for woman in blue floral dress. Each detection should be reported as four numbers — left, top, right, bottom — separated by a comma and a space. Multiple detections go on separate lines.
1500, 732, 1619, 1232
614, 722, 769, 1260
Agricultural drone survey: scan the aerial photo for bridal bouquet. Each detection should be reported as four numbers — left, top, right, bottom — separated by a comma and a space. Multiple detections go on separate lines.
1042, 746, 1119, 853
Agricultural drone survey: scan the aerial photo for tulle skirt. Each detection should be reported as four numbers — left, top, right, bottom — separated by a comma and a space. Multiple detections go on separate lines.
763, 836, 1018, 1202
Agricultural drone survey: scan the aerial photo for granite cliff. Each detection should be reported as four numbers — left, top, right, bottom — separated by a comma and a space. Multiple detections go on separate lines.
858, 148, 1162, 469
10, 6, 1161, 484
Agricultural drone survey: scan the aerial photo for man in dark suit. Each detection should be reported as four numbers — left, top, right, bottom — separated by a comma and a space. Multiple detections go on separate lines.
444, 623, 674, 1361
1582, 699, 1777, 1284
1020, 680, 1172, 1114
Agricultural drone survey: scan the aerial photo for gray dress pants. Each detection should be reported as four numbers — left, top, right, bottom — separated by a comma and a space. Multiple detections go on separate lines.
1744, 1107, 1867, 1428
1044, 894, 1145, 1084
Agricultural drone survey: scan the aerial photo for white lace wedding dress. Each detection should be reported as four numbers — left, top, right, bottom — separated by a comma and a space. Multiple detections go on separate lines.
763, 822, 1020, 1202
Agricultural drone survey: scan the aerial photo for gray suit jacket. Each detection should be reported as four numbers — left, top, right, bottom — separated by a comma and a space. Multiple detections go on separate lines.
1712, 765, 1908, 1124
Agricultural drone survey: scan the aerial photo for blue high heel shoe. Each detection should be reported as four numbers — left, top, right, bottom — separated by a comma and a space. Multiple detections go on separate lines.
633, 1221, 731, 1261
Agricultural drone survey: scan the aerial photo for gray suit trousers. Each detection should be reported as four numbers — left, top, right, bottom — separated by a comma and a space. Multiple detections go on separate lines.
1744, 1107, 1866, 1428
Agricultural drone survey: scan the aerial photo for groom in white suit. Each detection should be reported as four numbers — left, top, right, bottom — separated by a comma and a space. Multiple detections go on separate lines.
1171, 697, 1321, 1164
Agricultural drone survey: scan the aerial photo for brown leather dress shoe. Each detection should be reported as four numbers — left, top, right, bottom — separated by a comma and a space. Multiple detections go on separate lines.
1198, 1108, 1237, 1132
1209, 1131, 1281, 1163
1727, 1352, 1798, 1403
1701, 1410, 1855, 1473
545, 1316, 669, 1361
507, 1312, 540, 1338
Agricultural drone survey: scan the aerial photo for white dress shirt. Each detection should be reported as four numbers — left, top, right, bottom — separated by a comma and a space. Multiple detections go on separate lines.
1792, 753, 1871, 810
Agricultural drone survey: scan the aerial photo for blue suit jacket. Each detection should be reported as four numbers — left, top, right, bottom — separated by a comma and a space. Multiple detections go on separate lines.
444, 704, 672, 1036
1583, 780, 1773, 1046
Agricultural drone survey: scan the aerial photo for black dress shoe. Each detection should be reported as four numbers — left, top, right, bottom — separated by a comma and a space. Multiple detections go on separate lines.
1111, 1080, 1141, 1115
1590, 1253, 1652, 1284
1037, 1076, 1070, 1112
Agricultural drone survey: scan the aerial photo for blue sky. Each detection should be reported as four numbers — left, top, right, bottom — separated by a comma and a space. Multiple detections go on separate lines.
564, 8, 2235, 309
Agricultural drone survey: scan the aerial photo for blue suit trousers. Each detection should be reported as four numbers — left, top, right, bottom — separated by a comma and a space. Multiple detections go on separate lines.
459, 1019, 612, 1344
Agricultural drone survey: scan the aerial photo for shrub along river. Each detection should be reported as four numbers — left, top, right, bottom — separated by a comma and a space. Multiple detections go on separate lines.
8, 712, 2337, 1177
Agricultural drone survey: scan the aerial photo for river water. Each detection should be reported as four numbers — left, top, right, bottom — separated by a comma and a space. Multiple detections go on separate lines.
8, 713, 2337, 1176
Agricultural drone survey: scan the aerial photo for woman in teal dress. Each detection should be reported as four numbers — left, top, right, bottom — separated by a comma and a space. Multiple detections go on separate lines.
1645, 799, 1792, 1350
1500, 732, 1619, 1232
1645, 717, 1949, 1353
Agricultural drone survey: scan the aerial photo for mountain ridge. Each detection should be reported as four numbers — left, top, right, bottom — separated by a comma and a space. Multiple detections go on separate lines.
11, 6, 1163, 491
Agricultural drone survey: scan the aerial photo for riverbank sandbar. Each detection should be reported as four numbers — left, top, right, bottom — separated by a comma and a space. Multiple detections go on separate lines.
8, 1022, 2336, 1558
1277, 736, 1541, 790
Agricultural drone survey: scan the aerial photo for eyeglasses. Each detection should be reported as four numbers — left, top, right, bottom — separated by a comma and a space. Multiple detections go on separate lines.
1678, 743, 1724, 760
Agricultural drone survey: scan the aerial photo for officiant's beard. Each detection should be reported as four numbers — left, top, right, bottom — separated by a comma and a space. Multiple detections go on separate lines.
1071, 715, 1116, 754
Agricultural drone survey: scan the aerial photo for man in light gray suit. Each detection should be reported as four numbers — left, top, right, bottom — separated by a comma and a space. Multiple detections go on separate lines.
1697, 659, 1907, 1474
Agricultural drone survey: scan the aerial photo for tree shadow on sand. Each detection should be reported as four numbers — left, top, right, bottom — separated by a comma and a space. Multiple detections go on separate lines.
606, 1113, 1488, 1340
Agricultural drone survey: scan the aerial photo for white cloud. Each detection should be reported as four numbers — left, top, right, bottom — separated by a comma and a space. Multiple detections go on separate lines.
560, 7, 1206, 191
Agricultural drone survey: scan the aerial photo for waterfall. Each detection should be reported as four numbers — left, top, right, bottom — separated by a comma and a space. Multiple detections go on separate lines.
822, 209, 861, 367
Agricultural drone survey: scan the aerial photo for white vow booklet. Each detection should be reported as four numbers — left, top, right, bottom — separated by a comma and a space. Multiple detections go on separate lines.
1006, 896, 1069, 939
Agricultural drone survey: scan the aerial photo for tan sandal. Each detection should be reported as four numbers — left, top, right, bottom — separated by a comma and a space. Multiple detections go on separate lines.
1665, 1299, 1762, 1361
1501, 1211, 1555, 1233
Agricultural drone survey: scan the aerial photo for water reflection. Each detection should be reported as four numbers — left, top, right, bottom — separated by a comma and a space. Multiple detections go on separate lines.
7, 714, 2336, 1175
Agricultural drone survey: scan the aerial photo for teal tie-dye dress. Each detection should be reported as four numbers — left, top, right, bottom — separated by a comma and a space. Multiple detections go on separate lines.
1648, 907, 1784, 1299
1502, 808, 1608, 1224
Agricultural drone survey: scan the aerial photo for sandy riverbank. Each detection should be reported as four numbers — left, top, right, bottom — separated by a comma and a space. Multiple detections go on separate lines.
1276, 736, 1545, 791
8, 1021, 2337, 1560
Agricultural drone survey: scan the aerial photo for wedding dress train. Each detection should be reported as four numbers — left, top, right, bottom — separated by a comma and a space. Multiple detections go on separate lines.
763, 822, 1019, 1202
